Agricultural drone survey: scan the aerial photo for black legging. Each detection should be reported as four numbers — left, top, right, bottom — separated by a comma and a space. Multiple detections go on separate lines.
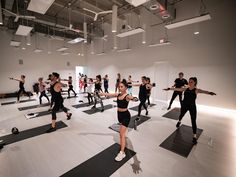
39, 91, 49, 104
17, 88, 30, 101
87, 92, 93, 104
68, 85, 76, 97
104, 86, 109, 93
147, 94, 151, 105
51, 99, 68, 120
178, 104, 197, 134
168, 91, 183, 108
138, 98, 148, 116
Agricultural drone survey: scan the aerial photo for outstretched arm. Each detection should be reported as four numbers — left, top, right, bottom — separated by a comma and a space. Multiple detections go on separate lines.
9, 77, 22, 82
126, 95, 139, 102
129, 83, 141, 87
197, 89, 216, 95
99, 92, 118, 97
163, 87, 186, 92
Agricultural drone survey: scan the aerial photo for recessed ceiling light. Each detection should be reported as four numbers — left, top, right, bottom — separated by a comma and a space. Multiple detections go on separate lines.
150, 4, 159, 10
194, 31, 200, 35
22, 47, 26, 50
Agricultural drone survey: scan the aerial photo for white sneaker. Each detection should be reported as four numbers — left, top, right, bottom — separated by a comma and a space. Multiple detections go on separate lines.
115, 151, 126, 162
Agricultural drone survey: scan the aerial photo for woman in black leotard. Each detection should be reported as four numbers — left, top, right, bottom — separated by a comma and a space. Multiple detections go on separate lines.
46, 72, 72, 133
115, 73, 121, 93
100, 79, 138, 161
10, 75, 30, 102
131, 76, 153, 118
164, 77, 216, 144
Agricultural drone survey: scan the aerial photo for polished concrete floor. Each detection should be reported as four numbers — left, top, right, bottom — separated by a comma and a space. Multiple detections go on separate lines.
0, 93, 235, 177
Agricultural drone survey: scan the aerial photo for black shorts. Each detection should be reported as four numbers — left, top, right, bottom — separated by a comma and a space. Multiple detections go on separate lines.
117, 111, 131, 127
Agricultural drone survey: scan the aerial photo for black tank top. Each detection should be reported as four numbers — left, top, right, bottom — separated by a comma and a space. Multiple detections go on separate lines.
127, 81, 132, 88
117, 94, 129, 108
50, 82, 62, 100
19, 81, 24, 89
68, 81, 72, 85
139, 84, 147, 99
183, 88, 197, 105
95, 82, 101, 91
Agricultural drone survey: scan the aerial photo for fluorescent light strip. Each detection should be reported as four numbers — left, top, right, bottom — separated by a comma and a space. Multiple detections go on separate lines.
165, 14, 211, 29
61, 52, 70, 56
10, 40, 21, 47
148, 42, 171, 47
56, 47, 68, 52
116, 28, 144, 38
68, 37, 85, 44
117, 48, 131, 52
15, 25, 33, 36
27, 0, 55, 14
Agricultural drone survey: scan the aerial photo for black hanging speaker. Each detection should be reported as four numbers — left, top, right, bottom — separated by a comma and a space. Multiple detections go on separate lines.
11, 127, 19, 134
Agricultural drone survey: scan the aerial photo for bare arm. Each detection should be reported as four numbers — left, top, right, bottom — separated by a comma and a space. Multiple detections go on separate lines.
129, 83, 141, 87
99, 92, 118, 97
9, 77, 22, 82
197, 89, 216, 95
163, 87, 187, 92
126, 95, 139, 102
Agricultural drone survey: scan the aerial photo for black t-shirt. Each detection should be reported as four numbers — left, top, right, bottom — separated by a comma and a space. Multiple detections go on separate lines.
174, 78, 188, 88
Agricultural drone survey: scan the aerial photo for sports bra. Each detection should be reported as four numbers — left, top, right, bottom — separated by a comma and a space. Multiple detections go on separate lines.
117, 94, 129, 109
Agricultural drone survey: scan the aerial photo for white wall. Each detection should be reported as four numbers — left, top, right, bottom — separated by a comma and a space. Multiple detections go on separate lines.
85, 0, 236, 110
0, 29, 87, 93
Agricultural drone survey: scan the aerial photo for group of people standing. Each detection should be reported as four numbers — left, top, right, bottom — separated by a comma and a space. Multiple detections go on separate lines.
9, 71, 216, 161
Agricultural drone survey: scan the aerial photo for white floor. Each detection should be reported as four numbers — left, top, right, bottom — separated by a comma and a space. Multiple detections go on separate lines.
0, 94, 235, 177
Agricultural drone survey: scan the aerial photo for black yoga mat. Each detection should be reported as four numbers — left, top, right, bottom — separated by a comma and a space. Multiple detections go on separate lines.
72, 102, 93, 109
129, 103, 156, 112
83, 104, 116, 115
1, 99, 36, 105
0, 121, 67, 145
159, 124, 203, 157
60, 143, 136, 177
18, 103, 50, 111
109, 115, 151, 133
162, 107, 180, 120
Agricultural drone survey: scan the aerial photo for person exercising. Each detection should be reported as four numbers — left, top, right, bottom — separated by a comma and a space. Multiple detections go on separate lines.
164, 77, 216, 144
9, 75, 31, 102
46, 72, 72, 133
100, 79, 138, 161
167, 72, 188, 110
38, 77, 50, 105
